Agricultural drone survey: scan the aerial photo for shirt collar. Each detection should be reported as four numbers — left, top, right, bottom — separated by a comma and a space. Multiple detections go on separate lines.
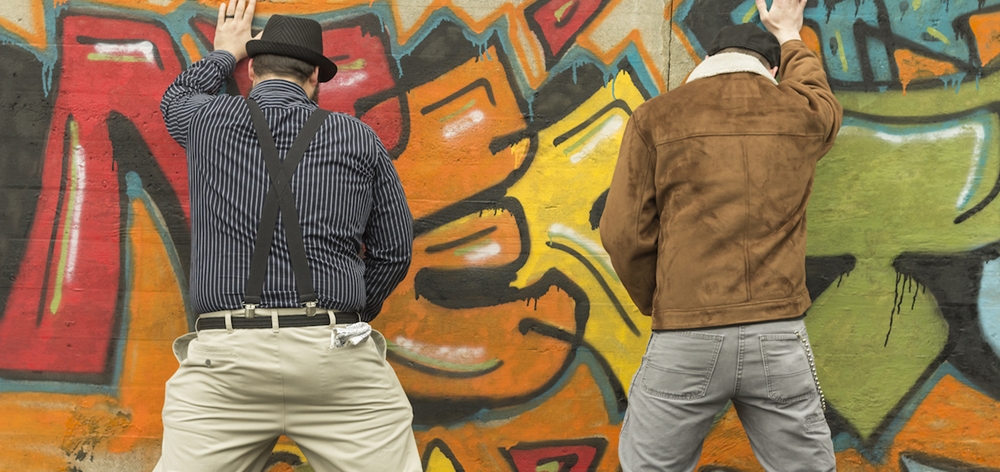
248, 79, 316, 108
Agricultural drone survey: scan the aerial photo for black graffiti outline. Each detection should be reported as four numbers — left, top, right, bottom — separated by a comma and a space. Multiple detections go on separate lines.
420, 78, 498, 115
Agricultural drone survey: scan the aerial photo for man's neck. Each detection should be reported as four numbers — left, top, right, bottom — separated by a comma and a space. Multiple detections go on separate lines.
253, 75, 307, 89
252, 75, 317, 102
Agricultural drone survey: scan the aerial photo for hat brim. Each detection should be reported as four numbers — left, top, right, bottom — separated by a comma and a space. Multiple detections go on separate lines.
246, 40, 338, 82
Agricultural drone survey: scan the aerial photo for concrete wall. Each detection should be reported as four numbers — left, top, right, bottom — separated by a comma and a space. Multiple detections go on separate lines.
1, 0, 1000, 470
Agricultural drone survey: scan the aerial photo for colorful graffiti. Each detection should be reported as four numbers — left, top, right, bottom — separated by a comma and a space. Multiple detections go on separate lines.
2, 0, 1000, 471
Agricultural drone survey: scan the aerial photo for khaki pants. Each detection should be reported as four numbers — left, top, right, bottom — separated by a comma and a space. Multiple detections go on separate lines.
154, 321, 421, 472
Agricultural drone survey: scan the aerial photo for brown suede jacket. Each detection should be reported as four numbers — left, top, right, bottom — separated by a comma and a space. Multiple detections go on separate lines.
600, 40, 843, 330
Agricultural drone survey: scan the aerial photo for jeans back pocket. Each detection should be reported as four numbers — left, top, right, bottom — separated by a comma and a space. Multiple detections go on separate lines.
760, 334, 815, 403
640, 331, 724, 400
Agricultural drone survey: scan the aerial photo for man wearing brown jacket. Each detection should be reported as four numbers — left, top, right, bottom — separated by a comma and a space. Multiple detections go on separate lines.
599, 0, 842, 469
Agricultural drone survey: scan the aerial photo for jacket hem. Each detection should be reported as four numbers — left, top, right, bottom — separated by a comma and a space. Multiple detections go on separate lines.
650, 292, 812, 330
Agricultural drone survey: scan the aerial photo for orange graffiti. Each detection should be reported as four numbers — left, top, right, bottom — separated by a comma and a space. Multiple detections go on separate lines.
576, 28, 668, 94
197, 0, 373, 16
372, 209, 579, 400
801, 25, 822, 61
0, 198, 187, 469
90, 0, 185, 14
392, 45, 529, 220
693, 375, 1000, 470
894, 49, 959, 94
414, 362, 621, 471
969, 10, 1000, 68
181, 33, 202, 64
107, 199, 190, 453
0, 0, 46, 49
890, 375, 1000, 467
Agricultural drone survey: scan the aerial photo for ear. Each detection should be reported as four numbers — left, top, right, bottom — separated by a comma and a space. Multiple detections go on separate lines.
310, 66, 320, 86
248, 58, 256, 82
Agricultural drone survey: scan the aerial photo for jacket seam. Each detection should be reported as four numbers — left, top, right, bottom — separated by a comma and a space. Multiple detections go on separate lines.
742, 143, 752, 302
654, 131, 825, 147
632, 113, 656, 262
651, 292, 809, 314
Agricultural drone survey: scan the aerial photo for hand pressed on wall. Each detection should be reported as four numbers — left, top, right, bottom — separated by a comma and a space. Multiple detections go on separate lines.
755, 0, 805, 44
214, 0, 259, 61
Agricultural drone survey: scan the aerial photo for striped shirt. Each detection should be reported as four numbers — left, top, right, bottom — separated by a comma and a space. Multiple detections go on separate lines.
160, 51, 412, 321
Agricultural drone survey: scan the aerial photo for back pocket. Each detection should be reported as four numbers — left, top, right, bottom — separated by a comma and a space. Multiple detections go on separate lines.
760, 334, 814, 403
640, 331, 724, 400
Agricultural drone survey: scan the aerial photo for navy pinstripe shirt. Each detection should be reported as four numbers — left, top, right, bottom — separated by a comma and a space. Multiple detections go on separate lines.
160, 51, 412, 321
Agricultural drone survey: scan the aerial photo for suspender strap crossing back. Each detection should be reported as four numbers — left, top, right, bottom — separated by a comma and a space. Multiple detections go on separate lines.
243, 98, 331, 315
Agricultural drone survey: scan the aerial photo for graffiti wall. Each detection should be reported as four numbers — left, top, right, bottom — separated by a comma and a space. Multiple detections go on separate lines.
2, 0, 1000, 470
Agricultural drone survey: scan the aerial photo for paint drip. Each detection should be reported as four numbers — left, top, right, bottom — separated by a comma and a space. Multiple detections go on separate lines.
885, 271, 926, 347
835, 267, 852, 288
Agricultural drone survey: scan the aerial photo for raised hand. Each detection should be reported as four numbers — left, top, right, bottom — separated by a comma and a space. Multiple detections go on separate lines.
754, 0, 806, 44
214, 0, 257, 61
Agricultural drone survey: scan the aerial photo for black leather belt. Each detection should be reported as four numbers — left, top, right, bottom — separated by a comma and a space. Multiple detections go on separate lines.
196, 312, 360, 331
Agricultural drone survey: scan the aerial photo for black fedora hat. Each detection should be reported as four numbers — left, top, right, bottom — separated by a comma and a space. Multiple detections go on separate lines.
246, 15, 337, 82
707, 23, 781, 69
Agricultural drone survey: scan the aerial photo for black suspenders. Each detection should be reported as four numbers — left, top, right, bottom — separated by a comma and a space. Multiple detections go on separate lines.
243, 98, 331, 318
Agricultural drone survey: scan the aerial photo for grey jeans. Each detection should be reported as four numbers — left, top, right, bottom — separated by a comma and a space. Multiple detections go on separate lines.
619, 318, 836, 472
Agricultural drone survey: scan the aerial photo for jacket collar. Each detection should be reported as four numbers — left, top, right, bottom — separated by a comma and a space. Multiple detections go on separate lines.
684, 52, 778, 85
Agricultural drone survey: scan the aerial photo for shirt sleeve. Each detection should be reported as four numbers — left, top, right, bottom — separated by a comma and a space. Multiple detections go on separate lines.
599, 111, 659, 315
360, 139, 413, 321
160, 50, 238, 149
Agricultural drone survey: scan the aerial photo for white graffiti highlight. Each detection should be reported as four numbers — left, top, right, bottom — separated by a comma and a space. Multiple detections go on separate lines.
65, 140, 86, 283
462, 241, 502, 263
566, 114, 624, 164
442, 109, 485, 139
548, 223, 619, 281
839, 122, 987, 210
92, 41, 156, 63
333, 71, 368, 88
394, 336, 488, 364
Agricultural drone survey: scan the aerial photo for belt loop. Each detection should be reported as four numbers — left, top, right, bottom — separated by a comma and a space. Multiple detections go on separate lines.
270, 310, 280, 333
225, 311, 234, 334
245, 303, 257, 319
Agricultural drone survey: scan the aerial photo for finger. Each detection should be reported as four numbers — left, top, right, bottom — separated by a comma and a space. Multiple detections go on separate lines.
217, 2, 226, 25
226, 0, 236, 17
754, 0, 769, 19
234, 0, 246, 20
245, 0, 256, 22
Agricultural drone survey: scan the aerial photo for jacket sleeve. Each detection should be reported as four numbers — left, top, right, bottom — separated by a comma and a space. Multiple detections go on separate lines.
777, 40, 843, 157
160, 50, 237, 149
599, 111, 659, 315
360, 137, 414, 320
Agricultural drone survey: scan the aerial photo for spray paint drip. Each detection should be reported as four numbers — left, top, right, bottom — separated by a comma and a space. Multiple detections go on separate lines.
836, 268, 852, 288
885, 271, 926, 347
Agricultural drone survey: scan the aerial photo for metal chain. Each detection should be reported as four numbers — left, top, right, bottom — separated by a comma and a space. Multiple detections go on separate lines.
796, 330, 826, 411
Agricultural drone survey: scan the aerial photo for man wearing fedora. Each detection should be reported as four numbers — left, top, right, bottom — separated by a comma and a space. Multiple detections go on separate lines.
157, 0, 420, 470
600, 0, 842, 470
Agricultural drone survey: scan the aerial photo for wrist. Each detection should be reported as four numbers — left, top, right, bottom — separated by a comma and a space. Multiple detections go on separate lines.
205, 49, 238, 76
773, 31, 802, 44
213, 49, 237, 59
776, 33, 802, 44
216, 48, 245, 61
